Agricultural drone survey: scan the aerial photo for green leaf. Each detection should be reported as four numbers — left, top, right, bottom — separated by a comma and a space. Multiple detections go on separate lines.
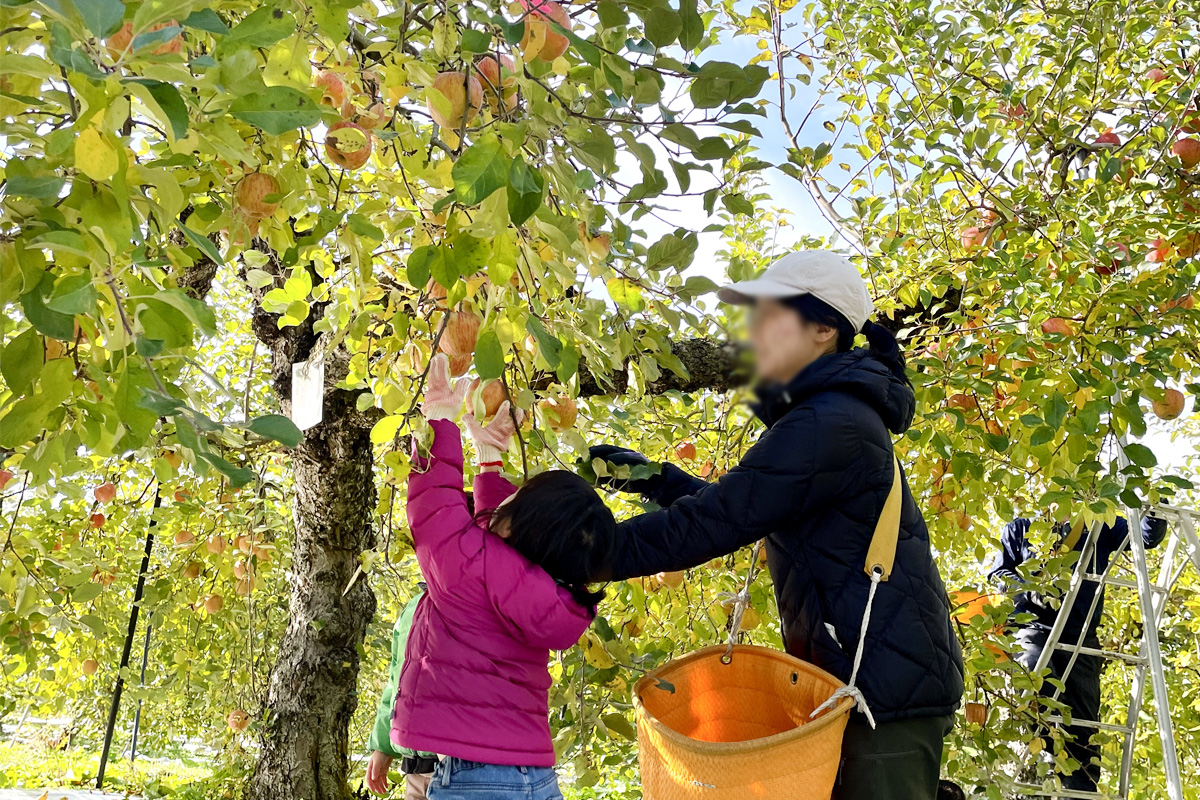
347, 213, 384, 240
461, 29, 492, 53
452, 137, 509, 206
183, 8, 229, 35
146, 81, 189, 139
407, 245, 440, 288
428, 246, 461, 289
507, 156, 545, 226
220, 6, 296, 50
596, 1, 628, 27
46, 273, 100, 315
689, 62, 769, 109
197, 452, 255, 488
473, 331, 505, 380
229, 87, 320, 136
48, 22, 106, 79
1, 327, 44, 395
526, 317, 562, 368
644, 7, 681, 47
1122, 443, 1157, 468
677, 0, 703, 50
20, 277, 75, 341
1044, 392, 1069, 430
1029, 426, 1056, 447
75, 0, 125, 38
646, 232, 697, 271
176, 222, 224, 264
131, 23, 182, 53
247, 414, 303, 448
607, 278, 645, 311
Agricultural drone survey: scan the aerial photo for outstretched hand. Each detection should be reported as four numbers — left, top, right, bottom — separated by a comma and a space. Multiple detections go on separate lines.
421, 354, 472, 421
464, 401, 524, 465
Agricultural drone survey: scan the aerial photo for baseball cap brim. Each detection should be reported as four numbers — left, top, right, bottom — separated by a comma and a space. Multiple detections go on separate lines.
717, 278, 804, 305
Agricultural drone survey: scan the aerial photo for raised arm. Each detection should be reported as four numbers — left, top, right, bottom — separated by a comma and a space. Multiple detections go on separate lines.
988, 519, 1031, 589
464, 401, 523, 517
609, 410, 830, 580
406, 355, 474, 598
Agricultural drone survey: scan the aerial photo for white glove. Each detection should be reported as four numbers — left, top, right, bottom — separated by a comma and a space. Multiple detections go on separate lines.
463, 401, 524, 464
420, 354, 471, 421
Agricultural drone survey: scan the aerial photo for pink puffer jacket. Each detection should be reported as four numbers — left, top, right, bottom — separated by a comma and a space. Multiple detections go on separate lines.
391, 419, 593, 767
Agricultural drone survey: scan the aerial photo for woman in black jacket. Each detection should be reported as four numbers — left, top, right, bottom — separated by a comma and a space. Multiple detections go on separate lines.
592, 251, 964, 800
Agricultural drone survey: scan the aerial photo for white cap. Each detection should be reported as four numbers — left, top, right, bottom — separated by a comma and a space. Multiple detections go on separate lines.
717, 250, 876, 332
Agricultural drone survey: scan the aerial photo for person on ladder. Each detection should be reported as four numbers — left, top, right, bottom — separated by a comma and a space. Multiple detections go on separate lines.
988, 512, 1168, 792
588, 251, 965, 800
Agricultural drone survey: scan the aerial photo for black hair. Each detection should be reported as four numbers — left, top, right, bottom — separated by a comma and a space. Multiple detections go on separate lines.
489, 470, 615, 608
780, 294, 911, 387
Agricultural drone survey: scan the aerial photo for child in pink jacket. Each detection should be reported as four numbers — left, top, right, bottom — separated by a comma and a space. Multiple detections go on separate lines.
393, 355, 615, 799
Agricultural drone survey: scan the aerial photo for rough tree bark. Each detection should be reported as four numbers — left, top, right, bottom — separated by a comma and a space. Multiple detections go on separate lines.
241, 253, 378, 800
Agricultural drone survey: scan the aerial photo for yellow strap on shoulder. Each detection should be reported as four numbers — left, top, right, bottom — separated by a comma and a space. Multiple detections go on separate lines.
864, 454, 903, 581
1058, 518, 1086, 553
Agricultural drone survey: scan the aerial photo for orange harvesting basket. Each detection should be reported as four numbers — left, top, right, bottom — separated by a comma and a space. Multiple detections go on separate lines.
634, 644, 854, 800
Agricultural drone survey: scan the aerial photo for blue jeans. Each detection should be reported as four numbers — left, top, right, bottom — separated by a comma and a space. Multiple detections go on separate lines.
426, 758, 563, 800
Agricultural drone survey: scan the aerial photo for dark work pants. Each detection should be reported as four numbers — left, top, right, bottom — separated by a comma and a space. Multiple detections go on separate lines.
832, 714, 954, 800
1015, 626, 1103, 791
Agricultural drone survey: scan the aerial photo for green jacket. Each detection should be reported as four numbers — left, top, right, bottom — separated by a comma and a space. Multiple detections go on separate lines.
367, 592, 436, 760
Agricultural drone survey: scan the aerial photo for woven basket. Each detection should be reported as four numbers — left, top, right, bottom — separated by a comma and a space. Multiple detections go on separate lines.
635, 644, 853, 800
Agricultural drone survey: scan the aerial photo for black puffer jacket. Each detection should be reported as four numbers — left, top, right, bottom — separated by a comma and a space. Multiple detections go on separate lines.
611, 349, 964, 723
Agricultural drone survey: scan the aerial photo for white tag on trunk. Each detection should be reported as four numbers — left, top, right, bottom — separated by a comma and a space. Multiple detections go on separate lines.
291, 356, 325, 431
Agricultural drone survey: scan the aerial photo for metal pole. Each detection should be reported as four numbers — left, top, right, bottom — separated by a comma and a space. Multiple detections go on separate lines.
128, 613, 153, 761
97, 487, 160, 789
1033, 521, 1103, 675
1114, 453, 1184, 800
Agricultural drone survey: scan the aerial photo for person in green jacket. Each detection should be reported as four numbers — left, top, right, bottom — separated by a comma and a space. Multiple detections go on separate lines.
365, 589, 438, 799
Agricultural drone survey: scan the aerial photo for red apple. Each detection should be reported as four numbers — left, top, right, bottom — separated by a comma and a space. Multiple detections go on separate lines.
227, 709, 250, 731
325, 121, 372, 170
355, 101, 389, 130
1040, 317, 1074, 337
448, 353, 473, 377
0, 469, 12, 490
439, 311, 481, 357
476, 55, 518, 114
1172, 137, 1200, 168
539, 395, 577, 432
1147, 237, 1171, 263
474, 380, 509, 418
183, 562, 202, 580
235, 172, 282, 219
999, 101, 1026, 121
947, 393, 980, 411
82, 658, 99, 676
965, 701, 989, 726
90, 513, 106, 528
1145, 67, 1170, 84
204, 594, 224, 613
174, 529, 195, 545
106, 21, 183, 59
960, 226, 988, 250
206, 536, 227, 555
674, 442, 698, 461
519, 0, 571, 62
1096, 241, 1129, 276
93, 482, 115, 503
1152, 388, 1186, 420
1094, 130, 1121, 147
427, 71, 484, 130
314, 70, 347, 108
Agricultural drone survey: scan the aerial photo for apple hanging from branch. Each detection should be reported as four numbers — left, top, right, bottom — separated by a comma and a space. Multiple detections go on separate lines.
235, 172, 282, 219
439, 311, 481, 357
324, 122, 372, 170
476, 55, 518, 114
519, 0, 572, 62
427, 71, 484, 130
1152, 388, 1186, 420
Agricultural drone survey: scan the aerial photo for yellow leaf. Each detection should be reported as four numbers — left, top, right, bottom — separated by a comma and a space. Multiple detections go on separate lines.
76, 127, 119, 181
581, 632, 615, 669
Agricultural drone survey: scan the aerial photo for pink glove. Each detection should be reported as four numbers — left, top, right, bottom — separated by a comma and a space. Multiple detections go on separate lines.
421, 354, 471, 420
463, 402, 524, 464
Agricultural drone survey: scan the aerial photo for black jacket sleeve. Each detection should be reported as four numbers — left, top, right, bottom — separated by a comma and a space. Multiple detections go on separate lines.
1141, 513, 1168, 549
987, 519, 1030, 589
644, 463, 708, 508
610, 409, 828, 580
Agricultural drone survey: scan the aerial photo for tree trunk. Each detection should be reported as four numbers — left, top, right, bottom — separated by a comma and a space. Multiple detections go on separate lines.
244, 257, 378, 800
247, 385, 377, 800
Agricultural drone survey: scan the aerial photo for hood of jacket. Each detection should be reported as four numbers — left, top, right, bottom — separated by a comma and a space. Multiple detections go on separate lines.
753, 348, 915, 434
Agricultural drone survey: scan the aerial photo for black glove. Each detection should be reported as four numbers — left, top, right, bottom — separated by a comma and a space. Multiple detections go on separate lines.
584, 445, 665, 494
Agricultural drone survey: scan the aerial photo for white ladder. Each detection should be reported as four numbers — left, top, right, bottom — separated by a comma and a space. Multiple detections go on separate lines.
1016, 501, 1199, 799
